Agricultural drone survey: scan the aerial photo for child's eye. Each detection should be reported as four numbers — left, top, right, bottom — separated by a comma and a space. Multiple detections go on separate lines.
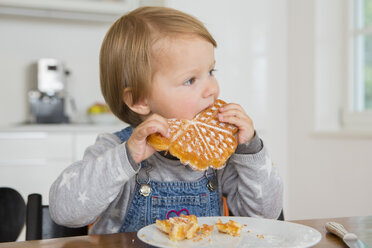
184, 78, 195, 86
209, 69, 217, 76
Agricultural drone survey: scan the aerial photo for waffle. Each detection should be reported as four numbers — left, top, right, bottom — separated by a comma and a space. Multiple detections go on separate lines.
156, 214, 200, 241
148, 99, 238, 171
215, 219, 242, 237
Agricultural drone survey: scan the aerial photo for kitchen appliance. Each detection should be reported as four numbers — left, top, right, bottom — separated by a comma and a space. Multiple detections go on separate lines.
28, 58, 70, 123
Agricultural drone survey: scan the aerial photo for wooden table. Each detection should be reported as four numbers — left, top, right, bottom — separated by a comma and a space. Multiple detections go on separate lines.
293, 215, 372, 247
1, 216, 371, 247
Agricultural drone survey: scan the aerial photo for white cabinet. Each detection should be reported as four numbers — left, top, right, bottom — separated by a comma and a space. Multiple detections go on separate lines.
0, 132, 75, 205
0, 132, 73, 165
0, 124, 125, 241
0, 124, 124, 204
0, 162, 69, 204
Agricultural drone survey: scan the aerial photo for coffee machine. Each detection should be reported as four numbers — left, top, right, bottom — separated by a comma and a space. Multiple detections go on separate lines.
29, 59, 70, 123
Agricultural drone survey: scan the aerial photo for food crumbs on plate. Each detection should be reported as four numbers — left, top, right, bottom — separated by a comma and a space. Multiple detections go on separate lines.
192, 224, 215, 242
256, 234, 264, 239
193, 237, 201, 242
199, 224, 214, 237
142, 234, 146, 238
247, 230, 251, 233
156, 214, 199, 241
244, 224, 247, 227
156, 215, 245, 242
156, 215, 216, 242
215, 219, 242, 237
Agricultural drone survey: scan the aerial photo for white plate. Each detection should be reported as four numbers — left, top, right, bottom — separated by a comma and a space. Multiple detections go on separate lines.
137, 216, 321, 248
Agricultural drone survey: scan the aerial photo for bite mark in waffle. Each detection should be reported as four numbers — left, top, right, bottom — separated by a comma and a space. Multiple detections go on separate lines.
215, 219, 242, 237
148, 99, 238, 171
156, 214, 200, 242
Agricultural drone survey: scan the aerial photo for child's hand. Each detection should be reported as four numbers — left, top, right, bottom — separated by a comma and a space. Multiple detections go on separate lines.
127, 114, 169, 164
217, 103, 255, 144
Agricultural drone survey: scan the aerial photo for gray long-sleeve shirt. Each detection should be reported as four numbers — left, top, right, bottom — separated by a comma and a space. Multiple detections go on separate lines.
49, 131, 283, 235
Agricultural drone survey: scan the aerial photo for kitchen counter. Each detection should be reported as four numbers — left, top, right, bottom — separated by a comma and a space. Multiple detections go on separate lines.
0, 123, 128, 133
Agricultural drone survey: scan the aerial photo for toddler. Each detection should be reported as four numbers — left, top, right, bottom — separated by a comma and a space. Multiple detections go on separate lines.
49, 6, 283, 234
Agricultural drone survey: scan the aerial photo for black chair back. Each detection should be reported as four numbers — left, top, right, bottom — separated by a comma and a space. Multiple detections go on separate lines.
26, 194, 88, 240
277, 209, 285, 221
0, 187, 26, 242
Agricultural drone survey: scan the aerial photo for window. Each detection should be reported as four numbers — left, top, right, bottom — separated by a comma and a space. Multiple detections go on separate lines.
342, 0, 372, 130
353, 0, 372, 111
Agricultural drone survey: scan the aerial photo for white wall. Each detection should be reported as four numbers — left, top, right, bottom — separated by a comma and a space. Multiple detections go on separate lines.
288, 0, 372, 219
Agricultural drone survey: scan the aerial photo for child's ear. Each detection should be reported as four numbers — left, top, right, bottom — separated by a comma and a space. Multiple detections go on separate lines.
122, 88, 150, 115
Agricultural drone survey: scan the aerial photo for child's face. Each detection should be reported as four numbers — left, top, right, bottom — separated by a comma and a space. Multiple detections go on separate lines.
147, 35, 219, 120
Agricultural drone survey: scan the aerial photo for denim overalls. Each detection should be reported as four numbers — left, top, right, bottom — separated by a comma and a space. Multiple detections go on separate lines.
114, 126, 221, 232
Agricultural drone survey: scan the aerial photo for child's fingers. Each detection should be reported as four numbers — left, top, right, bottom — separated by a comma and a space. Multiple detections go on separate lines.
218, 109, 247, 120
218, 103, 252, 123
136, 115, 169, 140
146, 114, 170, 138
218, 103, 255, 143
218, 109, 252, 125
218, 103, 245, 113
219, 114, 252, 129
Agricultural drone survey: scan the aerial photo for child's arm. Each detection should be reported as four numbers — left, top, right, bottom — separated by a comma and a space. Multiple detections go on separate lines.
49, 114, 169, 227
49, 133, 139, 227
220, 136, 283, 218
218, 103, 283, 219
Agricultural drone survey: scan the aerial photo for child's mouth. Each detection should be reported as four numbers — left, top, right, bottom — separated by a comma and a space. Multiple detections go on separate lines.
196, 102, 215, 117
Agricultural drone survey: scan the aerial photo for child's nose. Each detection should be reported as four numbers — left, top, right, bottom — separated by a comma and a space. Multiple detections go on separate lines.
202, 80, 219, 98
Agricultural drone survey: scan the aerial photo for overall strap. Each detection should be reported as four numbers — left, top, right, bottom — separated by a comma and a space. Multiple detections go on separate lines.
114, 126, 134, 143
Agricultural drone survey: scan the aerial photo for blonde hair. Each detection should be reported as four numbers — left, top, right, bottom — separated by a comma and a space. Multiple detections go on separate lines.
100, 6, 217, 126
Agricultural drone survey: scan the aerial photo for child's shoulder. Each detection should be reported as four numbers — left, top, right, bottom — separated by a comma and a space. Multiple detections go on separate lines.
94, 132, 123, 145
